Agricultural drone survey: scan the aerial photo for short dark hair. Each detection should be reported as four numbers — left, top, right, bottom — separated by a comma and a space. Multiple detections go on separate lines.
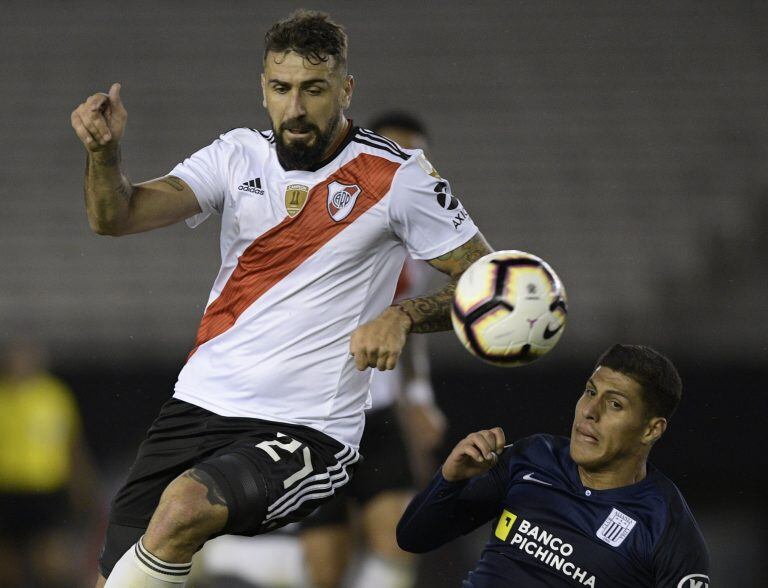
369, 111, 429, 138
264, 10, 348, 71
595, 344, 682, 420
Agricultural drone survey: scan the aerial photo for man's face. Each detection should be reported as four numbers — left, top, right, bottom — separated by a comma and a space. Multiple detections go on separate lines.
570, 366, 659, 472
261, 50, 353, 170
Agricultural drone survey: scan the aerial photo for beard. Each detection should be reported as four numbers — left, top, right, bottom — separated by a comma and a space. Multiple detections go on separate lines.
273, 112, 341, 171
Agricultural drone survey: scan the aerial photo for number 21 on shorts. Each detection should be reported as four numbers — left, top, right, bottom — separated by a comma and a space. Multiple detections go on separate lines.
256, 433, 314, 489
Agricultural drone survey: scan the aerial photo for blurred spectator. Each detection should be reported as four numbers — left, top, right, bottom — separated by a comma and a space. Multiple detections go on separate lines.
0, 339, 101, 588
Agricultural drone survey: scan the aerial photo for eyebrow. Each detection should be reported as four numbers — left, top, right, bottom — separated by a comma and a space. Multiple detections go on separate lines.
587, 379, 631, 400
267, 78, 330, 87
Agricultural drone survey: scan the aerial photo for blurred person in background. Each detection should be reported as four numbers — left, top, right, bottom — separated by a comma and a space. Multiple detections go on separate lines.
0, 339, 101, 588
299, 112, 447, 588
397, 344, 710, 588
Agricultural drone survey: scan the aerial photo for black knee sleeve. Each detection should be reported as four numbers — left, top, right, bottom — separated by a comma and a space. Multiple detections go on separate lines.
195, 451, 268, 535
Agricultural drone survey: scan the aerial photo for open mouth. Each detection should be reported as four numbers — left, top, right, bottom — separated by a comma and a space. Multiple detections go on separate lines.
283, 125, 316, 140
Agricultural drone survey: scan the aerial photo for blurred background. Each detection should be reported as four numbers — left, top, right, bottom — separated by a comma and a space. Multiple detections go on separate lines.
1, 0, 766, 585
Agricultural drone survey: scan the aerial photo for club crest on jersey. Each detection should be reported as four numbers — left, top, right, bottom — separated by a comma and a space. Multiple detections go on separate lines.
596, 508, 636, 547
326, 181, 361, 222
284, 184, 309, 217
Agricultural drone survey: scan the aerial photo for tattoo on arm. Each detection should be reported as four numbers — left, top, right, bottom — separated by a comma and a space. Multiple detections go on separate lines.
84, 146, 135, 232
397, 282, 456, 333
160, 176, 186, 191
183, 468, 228, 508
87, 146, 120, 171
397, 233, 493, 334
431, 233, 492, 269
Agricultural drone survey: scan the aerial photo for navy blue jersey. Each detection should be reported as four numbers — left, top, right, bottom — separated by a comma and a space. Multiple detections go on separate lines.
397, 434, 709, 587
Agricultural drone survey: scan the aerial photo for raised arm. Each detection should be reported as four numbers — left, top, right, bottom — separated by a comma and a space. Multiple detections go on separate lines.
71, 83, 201, 235
396, 427, 507, 553
349, 232, 493, 371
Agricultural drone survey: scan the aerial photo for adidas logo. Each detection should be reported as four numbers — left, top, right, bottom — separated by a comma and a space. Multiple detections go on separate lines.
238, 178, 265, 195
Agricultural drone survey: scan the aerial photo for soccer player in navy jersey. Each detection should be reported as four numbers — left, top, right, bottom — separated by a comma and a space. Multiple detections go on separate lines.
397, 344, 710, 587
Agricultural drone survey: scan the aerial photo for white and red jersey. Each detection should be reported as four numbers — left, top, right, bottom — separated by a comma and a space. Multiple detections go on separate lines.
169, 124, 478, 448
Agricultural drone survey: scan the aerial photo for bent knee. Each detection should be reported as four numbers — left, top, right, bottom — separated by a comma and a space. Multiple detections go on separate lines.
151, 468, 229, 542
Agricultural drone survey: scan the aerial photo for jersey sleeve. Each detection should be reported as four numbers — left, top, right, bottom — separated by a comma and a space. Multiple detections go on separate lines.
651, 500, 710, 587
396, 449, 512, 553
387, 151, 479, 260
168, 134, 233, 228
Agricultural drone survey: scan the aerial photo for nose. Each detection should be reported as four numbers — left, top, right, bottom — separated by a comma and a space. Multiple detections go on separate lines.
285, 89, 306, 120
582, 394, 600, 421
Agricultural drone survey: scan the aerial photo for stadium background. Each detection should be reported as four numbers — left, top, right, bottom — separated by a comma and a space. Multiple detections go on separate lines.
1, 0, 766, 585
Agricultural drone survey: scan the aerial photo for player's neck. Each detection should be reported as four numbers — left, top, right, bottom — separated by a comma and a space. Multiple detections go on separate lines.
577, 459, 647, 490
321, 116, 350, 161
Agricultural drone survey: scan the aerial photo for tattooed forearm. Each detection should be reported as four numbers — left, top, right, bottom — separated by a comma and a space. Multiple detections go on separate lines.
395, 233, 493, 333
183, 468, 228, 507
84, 145, 134, 233
397, 281, 456, 333
90, 146, 120, 168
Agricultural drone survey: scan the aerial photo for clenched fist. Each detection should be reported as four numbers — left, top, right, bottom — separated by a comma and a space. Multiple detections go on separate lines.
70, 82, 127, 151
349, 305, 412, 371
441, 427, 506, 482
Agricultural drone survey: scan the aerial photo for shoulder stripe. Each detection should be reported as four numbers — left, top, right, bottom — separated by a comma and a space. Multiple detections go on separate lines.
353, 135, 410, 161
254, 129, 275, 143
357, 128, 409, 158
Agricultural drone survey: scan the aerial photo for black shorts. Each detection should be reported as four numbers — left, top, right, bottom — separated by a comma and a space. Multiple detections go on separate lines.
301, 404, 413, 529
99, 398, 359, 577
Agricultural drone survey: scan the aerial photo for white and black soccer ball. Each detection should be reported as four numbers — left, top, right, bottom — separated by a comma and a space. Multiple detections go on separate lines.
451, 250, 568, 367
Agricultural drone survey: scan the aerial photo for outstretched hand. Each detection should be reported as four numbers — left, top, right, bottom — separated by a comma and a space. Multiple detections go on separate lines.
441, 427, 506, 482
70, 82, 127, 152
350, 306, 412, 371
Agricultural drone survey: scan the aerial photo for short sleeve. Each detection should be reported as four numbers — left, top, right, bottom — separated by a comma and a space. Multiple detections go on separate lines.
169, 135, 232, 228
387, 151, 479, 260
652, 502, 710, 588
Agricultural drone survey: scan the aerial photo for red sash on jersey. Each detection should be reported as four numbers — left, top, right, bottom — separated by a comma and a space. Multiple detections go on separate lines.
188, 154, 401, 359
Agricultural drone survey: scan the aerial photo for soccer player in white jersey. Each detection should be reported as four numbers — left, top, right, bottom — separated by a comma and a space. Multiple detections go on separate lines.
70, 10, 492, 588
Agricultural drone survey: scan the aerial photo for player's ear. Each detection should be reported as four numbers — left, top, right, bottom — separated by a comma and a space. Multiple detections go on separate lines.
341, 75, 354, 110
641, 417, 667, 446
260, 73, 267, 108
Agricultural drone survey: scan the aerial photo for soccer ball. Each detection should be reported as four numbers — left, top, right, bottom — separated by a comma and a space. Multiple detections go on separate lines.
451, 250, 568, 367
